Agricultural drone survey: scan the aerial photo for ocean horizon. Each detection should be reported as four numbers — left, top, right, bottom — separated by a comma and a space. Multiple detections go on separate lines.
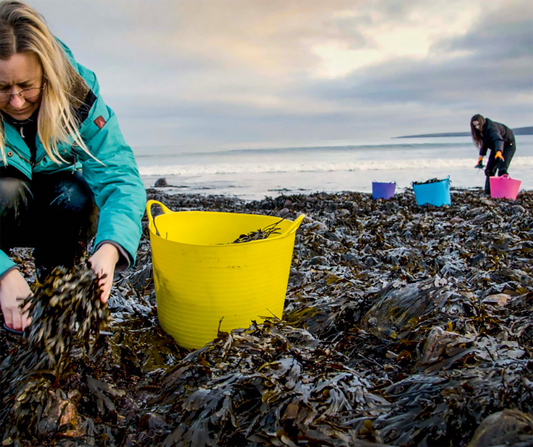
133, 135, 533, 200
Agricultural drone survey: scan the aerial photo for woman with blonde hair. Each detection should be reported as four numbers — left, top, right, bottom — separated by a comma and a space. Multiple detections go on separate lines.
0, 0, 146, 333
471, 114, 516, 195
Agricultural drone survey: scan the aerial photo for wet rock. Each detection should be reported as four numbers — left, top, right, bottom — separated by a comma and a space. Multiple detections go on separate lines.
36, 392, 82, 437
128, 262, 153, 291
470, 252, 485, 266
467, 409, 533, 447
361, 281, 449, 339
510, 205, 526, 214
309, 256, 327, 265
138, 412, 170, 430
419, 326, 468, 365
313, 221, 328, 232
154, 178, 168, 187
301, 221, 328, 233
337, 208, 350, 217
260, 200, 273, 210
278, 207, 290, 217
364, 256, 378, 267
482, 293, 511, 307
342, 252, 358, 263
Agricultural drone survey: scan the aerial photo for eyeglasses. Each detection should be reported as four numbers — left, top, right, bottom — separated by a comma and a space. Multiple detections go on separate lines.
0, 82, 46, 105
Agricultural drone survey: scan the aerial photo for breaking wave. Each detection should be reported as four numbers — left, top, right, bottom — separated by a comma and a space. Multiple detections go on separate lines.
139, 156, 533, 177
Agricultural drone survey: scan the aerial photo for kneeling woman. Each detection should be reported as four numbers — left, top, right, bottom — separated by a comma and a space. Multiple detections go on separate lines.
470, 114, 516, 195
0, 1, 146, 332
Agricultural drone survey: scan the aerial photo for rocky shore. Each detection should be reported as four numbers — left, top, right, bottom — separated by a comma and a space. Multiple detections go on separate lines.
1, 187, 532, 446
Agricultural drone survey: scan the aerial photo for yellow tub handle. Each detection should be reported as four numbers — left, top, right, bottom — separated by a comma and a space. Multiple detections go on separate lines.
146, 200, 173, 236
285, 214, 306, 236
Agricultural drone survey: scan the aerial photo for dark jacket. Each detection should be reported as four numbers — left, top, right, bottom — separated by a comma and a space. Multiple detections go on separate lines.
479, 118, 515, 156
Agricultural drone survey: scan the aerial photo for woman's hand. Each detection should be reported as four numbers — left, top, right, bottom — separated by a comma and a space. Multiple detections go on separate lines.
0, 269, 32, 331
88, 243, 120, 303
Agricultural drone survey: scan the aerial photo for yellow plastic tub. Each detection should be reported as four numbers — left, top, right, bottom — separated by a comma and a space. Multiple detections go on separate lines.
146, 200, 305, 350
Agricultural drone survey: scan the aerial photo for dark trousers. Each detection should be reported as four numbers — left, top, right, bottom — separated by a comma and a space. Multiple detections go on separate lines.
0, 168, 98, 280
484, 141, 516, 194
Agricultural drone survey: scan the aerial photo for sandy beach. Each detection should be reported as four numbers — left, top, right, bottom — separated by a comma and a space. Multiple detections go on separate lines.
1, 187, 532, 446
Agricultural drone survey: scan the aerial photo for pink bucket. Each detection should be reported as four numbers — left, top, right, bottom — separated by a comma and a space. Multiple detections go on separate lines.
490, 175, 521, 200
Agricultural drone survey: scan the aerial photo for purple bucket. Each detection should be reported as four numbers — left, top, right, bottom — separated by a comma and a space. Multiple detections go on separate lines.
372, 182, 396, 200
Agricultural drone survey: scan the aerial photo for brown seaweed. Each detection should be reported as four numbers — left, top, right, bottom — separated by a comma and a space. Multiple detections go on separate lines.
411, 178, 449, 185
231, 218, 285, 244
0, 187, 532, 446
0, 262, 108, 443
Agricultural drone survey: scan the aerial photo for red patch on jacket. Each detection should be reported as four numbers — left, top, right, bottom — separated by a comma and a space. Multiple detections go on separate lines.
94, 116, 106, 129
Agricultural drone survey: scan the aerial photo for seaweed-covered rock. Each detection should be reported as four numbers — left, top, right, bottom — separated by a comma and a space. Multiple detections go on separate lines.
467, 409, 533, 446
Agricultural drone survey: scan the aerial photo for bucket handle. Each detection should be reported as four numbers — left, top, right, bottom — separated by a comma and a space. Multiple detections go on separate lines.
286, 214, 306, 235
146, 200, 172, 237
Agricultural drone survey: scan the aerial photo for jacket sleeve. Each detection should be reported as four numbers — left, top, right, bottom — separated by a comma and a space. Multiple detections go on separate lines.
0, 252, 17, 278
75, 65, 146, 268
487, 123, 505, 153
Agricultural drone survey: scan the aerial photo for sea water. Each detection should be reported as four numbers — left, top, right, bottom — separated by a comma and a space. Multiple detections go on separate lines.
134, 135, 533, 200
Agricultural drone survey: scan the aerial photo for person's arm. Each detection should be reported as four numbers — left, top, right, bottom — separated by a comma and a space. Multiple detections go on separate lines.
77, 94, 146, 267
56, 40, 146, 300
80, 102, 145, 301
74, 67, 146, 300
487, 122, 505, 159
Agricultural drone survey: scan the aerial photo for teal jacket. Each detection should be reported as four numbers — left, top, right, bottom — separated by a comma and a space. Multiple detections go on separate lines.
0, 41, 146, 277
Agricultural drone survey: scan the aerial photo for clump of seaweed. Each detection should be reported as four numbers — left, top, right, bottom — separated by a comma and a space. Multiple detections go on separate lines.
412, 178, 449, 185
151, 319, 391, 446
231, 218, 284, 243
0, 261, 109, 444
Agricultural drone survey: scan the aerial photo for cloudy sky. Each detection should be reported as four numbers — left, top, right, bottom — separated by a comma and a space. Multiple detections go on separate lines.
27, 0, 533, 150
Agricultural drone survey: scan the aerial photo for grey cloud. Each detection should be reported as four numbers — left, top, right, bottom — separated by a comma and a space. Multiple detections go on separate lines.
305, 1, 532, 130
24, 0, 533, 147
437, 11, 533, 60
319, 56, 532, 103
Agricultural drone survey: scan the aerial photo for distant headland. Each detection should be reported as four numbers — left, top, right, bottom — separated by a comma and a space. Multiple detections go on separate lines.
393, 126, 533, 139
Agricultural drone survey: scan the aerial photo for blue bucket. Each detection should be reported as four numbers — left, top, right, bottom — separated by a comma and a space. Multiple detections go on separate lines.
413, 177, 451, 206
372, 182, 396, 200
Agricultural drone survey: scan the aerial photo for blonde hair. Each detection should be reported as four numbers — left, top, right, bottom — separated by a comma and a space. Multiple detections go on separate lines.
0, 0, 91, 164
